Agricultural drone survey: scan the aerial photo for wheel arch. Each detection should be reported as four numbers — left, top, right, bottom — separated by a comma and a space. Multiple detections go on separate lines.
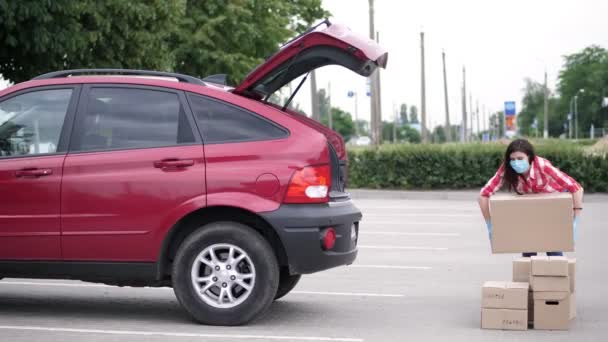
156, 206, 288, 281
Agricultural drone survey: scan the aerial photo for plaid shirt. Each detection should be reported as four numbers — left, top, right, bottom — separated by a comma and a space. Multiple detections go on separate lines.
480, 156, 582, 197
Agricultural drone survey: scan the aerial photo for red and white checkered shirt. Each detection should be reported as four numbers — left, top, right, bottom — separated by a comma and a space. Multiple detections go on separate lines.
480, 156, 581, 197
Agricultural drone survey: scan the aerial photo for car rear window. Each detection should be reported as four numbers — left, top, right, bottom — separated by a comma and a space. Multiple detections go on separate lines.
187, 93, 288, 144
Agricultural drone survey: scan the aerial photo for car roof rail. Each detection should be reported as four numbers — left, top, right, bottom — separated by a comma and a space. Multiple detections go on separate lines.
32, 69, 206, 86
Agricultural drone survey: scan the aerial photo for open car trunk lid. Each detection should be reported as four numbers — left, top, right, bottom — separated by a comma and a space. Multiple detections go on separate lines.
233, 20, 388, 99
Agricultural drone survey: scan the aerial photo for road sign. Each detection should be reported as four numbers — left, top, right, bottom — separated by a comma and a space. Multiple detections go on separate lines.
347, 91, 355, 98
504, 101, 516, 116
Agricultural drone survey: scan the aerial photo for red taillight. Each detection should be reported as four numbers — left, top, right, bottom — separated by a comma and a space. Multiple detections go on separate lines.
321, 228, 336, 251
284, 165, 331, 204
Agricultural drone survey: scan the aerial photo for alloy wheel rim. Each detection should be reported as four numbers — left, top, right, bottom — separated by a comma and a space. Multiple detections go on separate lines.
190, 243, 256, 309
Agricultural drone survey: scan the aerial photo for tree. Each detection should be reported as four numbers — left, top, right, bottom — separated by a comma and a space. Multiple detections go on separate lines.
172, 0, 328, 85
318, 88, 330, 121
382, 121, 396, 142
409, 105, 419, 124
400, 103, 409, 124
517, 78, 545, 137
0, 1, 329, 85
321, 107, 355, 142
431, 126, 447, 143
0, 1, 183, 83
489, 111, 505, 138
557, 45, 608, 137
400, 125, 421, 143
355, 120, 370, 137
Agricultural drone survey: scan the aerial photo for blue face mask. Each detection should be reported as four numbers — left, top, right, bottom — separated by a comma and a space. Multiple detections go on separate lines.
510, 159, 530, 174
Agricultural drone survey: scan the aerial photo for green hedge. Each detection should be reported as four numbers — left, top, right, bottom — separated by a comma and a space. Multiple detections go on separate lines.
347, 142, 608, 192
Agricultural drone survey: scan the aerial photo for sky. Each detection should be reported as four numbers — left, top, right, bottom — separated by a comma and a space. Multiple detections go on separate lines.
285, 0, 608, 131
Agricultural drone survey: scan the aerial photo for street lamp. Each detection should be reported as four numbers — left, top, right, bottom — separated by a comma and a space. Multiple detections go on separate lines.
575, 89, 585, 139
569, 89, 584, 139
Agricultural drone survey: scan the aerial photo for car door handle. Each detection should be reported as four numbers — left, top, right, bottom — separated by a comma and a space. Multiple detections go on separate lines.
15, 168, 53, 178
153, 159, 195, 169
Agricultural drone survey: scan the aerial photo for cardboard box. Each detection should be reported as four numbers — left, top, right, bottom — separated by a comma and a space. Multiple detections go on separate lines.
513, 258, 531, 283
481, 308, 528, 330
482, 281, 529, 309
490, 193, 573, 253
570, 292, 576, 319
533, 292, 571, 330
569, 258, 576, 292
531, 256, 569, 276
530, 275, 570, 292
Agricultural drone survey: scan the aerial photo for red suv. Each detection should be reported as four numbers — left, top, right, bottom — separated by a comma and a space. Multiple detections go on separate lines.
0, 21, 387, 325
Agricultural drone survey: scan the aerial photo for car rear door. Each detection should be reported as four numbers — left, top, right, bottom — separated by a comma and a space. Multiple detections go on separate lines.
0, 86, 79, 260
60, 84, 206, 262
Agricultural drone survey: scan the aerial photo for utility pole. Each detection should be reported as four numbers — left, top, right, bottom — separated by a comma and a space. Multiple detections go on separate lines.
461, 67, 467, 142
354, 91, 360, 137
393, 103, 397, 143
375, 31, 383, 144
368, 0, 379, 145
442, 50, 452, 142
543, 70, 549, 138
310, 70, 320, 121
327, 82, 333, 130
420, 31, 428, 143
476, 100, 480, 138
469, 93, 473, 140
482, 105, 487, 132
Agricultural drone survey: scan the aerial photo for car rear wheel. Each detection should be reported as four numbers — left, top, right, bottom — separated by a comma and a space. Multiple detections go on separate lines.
172, 222, 279, 325
274, 270, 301, 300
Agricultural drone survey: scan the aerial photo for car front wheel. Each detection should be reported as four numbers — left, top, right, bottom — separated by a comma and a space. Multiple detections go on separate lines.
172, 222, 279, 326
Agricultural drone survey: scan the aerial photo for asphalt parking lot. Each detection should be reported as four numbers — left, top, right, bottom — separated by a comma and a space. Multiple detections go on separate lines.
1, 190, 607, 342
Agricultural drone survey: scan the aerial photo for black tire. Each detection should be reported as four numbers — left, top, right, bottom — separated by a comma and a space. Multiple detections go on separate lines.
172, 222, 279, 326
274, 270, 301, 300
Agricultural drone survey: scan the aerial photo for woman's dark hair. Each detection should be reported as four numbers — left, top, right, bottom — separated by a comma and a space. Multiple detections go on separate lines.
503, 138, 536, 192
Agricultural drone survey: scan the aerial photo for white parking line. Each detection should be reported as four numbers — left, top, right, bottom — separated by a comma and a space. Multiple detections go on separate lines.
364, 213, 477, 218
350, 264, 432, 270
362, 221, 454, 226
362, 231, 460, 237
0, 281, 404, 298
358, 245, 448, 251
291, 291, 403, 298
0, 325, 363, 342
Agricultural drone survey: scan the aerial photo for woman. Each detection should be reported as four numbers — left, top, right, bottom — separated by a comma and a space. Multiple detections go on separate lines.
478, 139, 583, 257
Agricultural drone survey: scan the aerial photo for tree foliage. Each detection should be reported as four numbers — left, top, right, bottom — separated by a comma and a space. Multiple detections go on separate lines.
320, 107, 354, 142
0, 0, 328, 84
0, 0, 183, 83
409, 105, 419, 124
171, 0, 328, 84
557, 45, 608, 136
399, 103, 408, 124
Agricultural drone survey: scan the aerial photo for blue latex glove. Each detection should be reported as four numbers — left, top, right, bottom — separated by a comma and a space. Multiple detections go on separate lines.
486, 220, 492, 240
573, 216, 580, 242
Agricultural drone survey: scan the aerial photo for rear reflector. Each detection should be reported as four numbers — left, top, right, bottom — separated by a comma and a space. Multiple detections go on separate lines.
284, 165, 331, 204
321, 228, 336, 251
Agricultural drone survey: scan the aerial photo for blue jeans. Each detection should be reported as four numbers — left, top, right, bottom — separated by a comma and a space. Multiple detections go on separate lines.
522, 252, 563, 257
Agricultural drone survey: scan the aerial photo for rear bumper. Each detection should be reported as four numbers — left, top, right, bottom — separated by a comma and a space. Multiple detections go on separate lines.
261, 200, 362, 275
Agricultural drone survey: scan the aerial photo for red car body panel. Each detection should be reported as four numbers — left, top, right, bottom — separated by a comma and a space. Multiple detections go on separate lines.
0, 155, 64, 260
60, 145, 206, 261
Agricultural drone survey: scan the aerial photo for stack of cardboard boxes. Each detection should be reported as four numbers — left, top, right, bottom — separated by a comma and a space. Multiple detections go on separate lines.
481, 193, 577, 331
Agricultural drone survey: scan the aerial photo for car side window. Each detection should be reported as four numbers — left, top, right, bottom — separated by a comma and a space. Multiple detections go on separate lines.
187, 94, 288, 144
73, 87, 195, 152
0, 89, 72, 157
